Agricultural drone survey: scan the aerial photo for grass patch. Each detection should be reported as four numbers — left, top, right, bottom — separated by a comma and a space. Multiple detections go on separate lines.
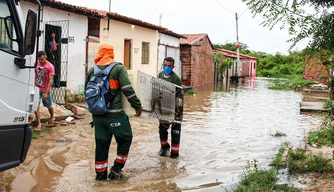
32, 128, 51, 139
272, 131, 287, 137
232, 145, 333, 191
268, 76, 316, 90
307, 129, 334, 147
270, 142, 289, 168
270, 147, 286, 169
32, 130, 41, 139
288, 150, 334, 174
232, 160, 300, 192
186, 90, 198, 95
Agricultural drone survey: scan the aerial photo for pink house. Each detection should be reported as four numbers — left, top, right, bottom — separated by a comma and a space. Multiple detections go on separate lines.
215, 48, 257, 78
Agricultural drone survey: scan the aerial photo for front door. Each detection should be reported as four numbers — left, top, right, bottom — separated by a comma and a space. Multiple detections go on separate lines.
124, 39, 132, 70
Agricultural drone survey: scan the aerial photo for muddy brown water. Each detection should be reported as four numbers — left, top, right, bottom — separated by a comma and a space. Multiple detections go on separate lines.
0, 78, 322, 192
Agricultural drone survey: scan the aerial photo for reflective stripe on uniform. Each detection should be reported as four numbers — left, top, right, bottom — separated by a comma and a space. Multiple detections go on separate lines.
95, 160, 108, 173
95, 162, 108, 169
121, 84, 132, 89
171, 144, 180, 153
109, 109, 123, 113
115, 154, 128, 164
160, 139, 169, 147
171, 146, 179, 151
126, 93, 136, 99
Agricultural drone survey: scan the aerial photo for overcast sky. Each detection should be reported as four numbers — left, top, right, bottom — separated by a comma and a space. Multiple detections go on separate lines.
61, 0, 310, 55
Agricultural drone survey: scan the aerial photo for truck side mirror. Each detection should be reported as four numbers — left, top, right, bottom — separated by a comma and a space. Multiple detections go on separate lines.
24, 10, 37, 56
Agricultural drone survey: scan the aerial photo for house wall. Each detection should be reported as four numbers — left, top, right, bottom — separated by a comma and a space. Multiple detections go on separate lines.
304, 58, 329, 84
249, 59, 257, 78
242, 59, 250, 77
158, 33, 181, 77
180, 45, 192, 86
87, 36, 100, 71
99, 19, 159, 77
180, 37, 213, 87
21, 2, 88, 94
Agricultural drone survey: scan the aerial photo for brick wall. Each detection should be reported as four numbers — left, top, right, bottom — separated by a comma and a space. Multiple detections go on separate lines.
180, 45, 192, 86
180, 37, 213, 87
242, 60, 249, 77
304, 58, 329, 84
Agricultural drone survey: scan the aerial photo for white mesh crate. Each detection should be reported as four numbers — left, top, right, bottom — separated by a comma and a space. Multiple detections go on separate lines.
123, 70, 183, 123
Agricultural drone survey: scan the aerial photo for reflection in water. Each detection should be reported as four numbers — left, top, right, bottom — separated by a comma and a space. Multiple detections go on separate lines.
177, 78, 322, 191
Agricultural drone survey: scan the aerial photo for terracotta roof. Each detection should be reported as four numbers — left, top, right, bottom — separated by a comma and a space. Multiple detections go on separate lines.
214, 49, 239, 59
22, 0, 184, 38
215, 48, 257, 60
180, 34, 214, 49
23, 0, 107, 18
106, 12, 185, 38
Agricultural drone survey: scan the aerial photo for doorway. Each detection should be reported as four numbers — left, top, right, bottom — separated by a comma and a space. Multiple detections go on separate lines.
44, 20, 69, 105
124, 39, 132, 70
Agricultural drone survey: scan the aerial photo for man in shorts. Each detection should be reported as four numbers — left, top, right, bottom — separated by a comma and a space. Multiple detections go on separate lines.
34, 51, 55, 130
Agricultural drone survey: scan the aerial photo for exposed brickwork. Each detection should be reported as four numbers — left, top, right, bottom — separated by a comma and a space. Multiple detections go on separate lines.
180, 36, 213, 87
304, 58, 329, 84
242, 60, 249, 77
180, 45, 192, 86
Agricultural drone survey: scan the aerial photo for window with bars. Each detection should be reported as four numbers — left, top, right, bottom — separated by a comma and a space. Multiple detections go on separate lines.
141, 42, 149, 64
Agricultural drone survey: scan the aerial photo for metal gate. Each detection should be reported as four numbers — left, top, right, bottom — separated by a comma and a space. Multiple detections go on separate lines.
44, 20, 69, 104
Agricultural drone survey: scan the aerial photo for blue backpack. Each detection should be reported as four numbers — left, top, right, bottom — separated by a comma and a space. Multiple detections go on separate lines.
85, 62, 119, 115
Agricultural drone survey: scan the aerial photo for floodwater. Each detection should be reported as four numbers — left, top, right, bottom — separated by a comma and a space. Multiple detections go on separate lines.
0, 78, 322, 192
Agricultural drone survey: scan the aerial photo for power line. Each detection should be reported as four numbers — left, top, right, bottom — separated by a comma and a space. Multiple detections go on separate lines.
239, 7, 248, 18
215, 0, 233, 13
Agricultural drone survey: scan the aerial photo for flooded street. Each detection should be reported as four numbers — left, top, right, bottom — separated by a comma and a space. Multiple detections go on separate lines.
0, 78, 322, 192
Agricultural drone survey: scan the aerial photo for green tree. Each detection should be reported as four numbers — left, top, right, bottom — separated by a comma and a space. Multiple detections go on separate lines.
212, 52, 233, 75
213, 42, 251, 54
242, 0, 334, 61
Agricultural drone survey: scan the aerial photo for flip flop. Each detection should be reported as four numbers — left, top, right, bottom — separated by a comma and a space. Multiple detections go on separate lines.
46, 122, 57, 127
35, 126, 42, 131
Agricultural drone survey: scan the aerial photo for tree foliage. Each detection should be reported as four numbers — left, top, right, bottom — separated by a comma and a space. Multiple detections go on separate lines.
242, 0, 334, 56
213, 42, 251, 54
212, 52, 234, 74
257, 51, 306, 77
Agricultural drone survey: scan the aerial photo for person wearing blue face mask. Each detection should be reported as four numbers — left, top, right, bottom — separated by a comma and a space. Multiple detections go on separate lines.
157, 57, 182, 159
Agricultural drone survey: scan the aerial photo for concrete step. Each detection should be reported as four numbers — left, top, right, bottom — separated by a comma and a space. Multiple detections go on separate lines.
302, 96, 330, 102
300, 101, 327, 113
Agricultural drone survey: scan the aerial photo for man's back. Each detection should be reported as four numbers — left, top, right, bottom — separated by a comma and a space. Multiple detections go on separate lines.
85, 63, 141, 117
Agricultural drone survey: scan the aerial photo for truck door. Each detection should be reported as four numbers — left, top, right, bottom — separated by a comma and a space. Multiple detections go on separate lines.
0, 0, 36, 172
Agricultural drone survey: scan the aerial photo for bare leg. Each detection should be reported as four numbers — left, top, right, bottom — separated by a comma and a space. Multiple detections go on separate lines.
48, 106, 54, 123
34, 105, 41, 130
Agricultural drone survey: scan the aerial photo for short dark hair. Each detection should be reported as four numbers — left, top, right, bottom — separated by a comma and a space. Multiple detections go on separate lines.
38, 51, 46, 58
163, 57, 174, 65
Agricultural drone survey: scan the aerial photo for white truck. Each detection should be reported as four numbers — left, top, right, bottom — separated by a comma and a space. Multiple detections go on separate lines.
0, 0, 40, 172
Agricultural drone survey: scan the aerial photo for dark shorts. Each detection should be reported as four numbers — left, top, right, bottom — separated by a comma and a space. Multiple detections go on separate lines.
39, 92, 52, 108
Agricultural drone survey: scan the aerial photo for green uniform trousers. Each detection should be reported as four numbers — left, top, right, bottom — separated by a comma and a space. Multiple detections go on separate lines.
93, 114, 132, 177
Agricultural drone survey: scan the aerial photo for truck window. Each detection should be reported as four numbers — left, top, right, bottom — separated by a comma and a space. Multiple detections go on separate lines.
0, 0, 18, 52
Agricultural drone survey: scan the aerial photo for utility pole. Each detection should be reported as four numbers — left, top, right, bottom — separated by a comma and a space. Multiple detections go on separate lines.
159, 14, 162, 26
235, 12, 240, 77
105, 0, 111, 31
